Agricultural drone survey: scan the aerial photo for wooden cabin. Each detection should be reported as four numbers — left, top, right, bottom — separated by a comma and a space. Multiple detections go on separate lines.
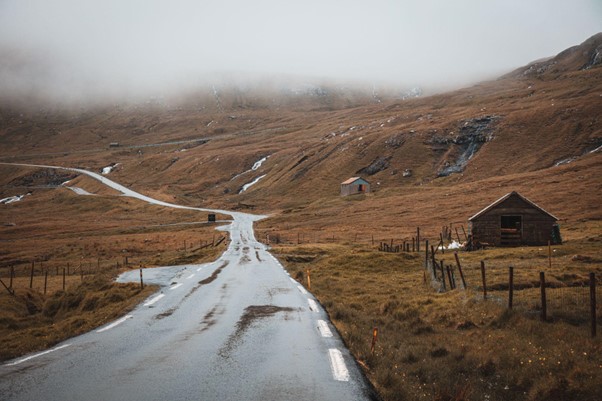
468, 191, 560, 246
340, 177, 370, 196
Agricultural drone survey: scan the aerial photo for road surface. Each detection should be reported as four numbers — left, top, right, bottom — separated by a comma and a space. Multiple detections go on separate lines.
0, 164, 378, 401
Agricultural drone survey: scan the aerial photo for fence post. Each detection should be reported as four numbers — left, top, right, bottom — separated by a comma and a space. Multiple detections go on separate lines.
371, 327, 378, 356
62, 268, 66, 291
139, 267, 144, 289
480, 261, 487, 300
590, 272, 596, 338
44, 270, 48, 295
306, 270, 311, 290
425, 240, 429, 268
540, 271, 547, 321
446, 265, 454, 289
508, 266, 514, 309
548, 240, 552, 270
454, 251, 467, 289
416, 227, 420, 252
29, 261, 35, 289
440, 260, 446, 291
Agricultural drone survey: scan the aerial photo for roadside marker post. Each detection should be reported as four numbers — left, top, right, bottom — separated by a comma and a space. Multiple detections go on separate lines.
139, 267, 144, 289
371, 327, 379, 356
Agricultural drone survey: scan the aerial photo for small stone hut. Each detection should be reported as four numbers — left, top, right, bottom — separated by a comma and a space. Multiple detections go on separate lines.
468, 191, 560, 246
340, 177, 370, 197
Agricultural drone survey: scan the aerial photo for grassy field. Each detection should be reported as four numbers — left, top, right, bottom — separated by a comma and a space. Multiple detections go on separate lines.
0, 172, 230, 362
270, 221, 601, 401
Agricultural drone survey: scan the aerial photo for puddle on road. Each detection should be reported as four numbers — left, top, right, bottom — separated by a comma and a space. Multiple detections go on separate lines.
219, 305, 299, 358
154, 307, 176, 320
198, 261, 229, 285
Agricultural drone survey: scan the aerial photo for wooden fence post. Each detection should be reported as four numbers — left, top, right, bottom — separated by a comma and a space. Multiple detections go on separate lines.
454, 251, 467, 289
425, 240, 429, 268
446, 265, 454, 289
455, 227, 461, 243
540, 271, 547, 321
461, 225, 468, 242
508, 266, 514, 309
548, 240, 552, 270
62, 267, 66, 291
590, 272, 596, 338
440, 260, 446, 291
416, 227, 420, 252
44, 270, 48, 295
29, 261, 34, 289
480, 261, 487, 300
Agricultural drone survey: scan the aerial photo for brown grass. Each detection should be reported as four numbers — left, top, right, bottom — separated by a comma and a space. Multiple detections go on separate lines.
271, 230, 601, 401
0, 272, 156, 362
0, 35, 600, 398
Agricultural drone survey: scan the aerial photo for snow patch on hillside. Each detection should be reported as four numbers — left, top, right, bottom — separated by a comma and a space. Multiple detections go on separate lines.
0, 194, 29, 204
239, 174, 266, 193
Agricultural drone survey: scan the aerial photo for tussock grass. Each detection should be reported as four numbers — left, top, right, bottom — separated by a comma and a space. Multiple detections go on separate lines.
0, 272, 155, 362
272, 237, 601, 401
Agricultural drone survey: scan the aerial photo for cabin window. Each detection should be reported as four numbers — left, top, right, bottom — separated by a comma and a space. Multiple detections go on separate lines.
501, 215, 522, 230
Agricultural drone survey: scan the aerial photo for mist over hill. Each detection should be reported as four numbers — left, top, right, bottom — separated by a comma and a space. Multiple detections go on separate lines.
1, 33, 601, 225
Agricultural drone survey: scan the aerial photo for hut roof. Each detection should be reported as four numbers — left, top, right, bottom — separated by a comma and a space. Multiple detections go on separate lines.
468, 191, 558, 221
341, 177, 369, 185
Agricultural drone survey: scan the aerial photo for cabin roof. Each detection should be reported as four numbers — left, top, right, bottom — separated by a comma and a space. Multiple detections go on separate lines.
341, 177, 369, 185
468, 191, 558, 221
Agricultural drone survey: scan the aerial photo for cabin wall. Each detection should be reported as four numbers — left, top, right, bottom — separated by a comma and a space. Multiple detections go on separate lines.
470, 196, 557, 246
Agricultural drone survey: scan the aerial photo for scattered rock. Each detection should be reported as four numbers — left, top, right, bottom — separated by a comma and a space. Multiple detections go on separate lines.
356, 156, 391, 175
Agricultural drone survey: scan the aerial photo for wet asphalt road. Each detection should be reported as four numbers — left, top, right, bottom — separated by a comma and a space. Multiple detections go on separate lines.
0, 164, 378, 401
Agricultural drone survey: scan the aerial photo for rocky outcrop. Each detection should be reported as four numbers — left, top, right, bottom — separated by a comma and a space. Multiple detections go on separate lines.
430, 116, 499, 177
356, 156, 391, 176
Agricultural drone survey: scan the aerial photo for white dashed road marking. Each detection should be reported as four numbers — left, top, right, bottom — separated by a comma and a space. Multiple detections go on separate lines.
97, 315, 133, 333
289, 278, 297, 284
170, 283, 183, 290
328, 348, 350, 381
185, 274, 195, 280
144, 293, 165, 306
4, 344, 72, 367
196, 267, 203, 272
297, 285, 308, 295
317, 320, 333, 337
308, 299, 319, 312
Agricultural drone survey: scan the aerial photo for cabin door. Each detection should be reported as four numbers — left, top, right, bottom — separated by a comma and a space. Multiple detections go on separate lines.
500, 215, 522, 245
358, 184, 364, 192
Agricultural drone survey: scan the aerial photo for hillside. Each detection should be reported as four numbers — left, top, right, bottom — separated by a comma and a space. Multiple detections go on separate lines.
1, 34, 601, 239
1, 33, 601, 401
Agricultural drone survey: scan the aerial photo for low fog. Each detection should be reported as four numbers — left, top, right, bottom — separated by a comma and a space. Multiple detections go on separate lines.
0, 0, 600, 105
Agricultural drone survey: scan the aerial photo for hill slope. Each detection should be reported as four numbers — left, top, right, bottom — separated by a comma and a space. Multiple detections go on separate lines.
1, 33, 601, 237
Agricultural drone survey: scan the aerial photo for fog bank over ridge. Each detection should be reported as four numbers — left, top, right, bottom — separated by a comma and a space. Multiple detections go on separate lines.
0, 0, 600, 105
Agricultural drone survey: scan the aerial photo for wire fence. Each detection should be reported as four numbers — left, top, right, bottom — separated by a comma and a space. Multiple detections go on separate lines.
425, 257, 600, 337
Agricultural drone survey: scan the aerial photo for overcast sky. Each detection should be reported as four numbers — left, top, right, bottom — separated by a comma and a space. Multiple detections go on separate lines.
0, 0, 600, 103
